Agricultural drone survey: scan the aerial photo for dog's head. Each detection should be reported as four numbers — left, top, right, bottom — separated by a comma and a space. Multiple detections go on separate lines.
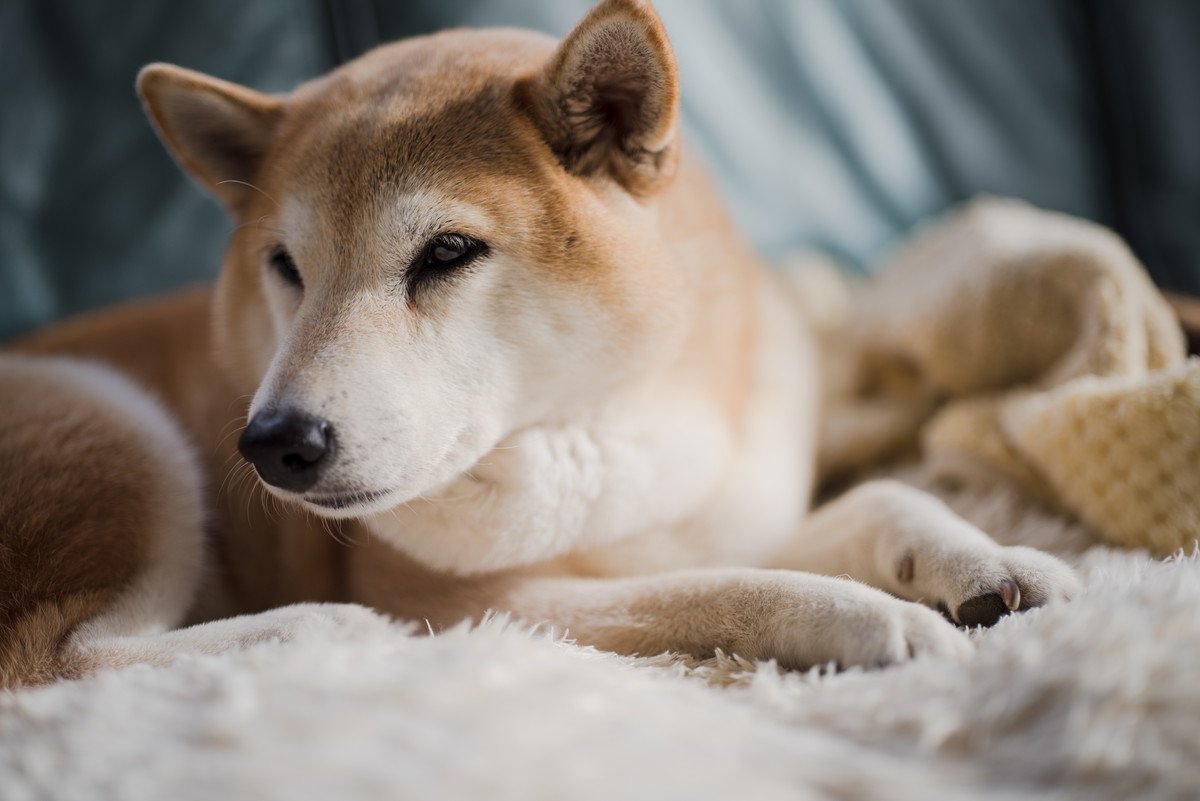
139, 0, 687, 519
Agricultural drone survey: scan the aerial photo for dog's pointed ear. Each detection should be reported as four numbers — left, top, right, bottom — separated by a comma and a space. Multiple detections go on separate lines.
137, 64, 283, 212
522, 0, 680, 196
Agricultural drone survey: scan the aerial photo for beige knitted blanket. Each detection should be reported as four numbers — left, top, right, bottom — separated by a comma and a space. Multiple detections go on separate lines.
806, 198, 1200, 556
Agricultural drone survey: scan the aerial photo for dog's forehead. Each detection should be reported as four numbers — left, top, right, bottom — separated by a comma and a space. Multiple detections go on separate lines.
317, 26, 556, 91
267, 29, 557, 207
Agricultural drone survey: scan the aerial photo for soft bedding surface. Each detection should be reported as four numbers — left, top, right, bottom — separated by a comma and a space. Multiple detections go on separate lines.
1, 493, 1196, 801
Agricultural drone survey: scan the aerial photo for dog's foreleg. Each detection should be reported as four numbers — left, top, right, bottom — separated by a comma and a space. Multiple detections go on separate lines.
480, 568, 971, 670
772, 480, 1080, 626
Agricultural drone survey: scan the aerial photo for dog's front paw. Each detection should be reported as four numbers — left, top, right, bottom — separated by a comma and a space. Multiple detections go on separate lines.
761, 579, 972, 670
828, 596, 974, 669
900, 544, 1081, 628
185, 602, 392, 650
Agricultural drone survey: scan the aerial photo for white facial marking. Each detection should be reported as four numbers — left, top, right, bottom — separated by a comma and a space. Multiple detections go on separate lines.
245, 190, 588, 516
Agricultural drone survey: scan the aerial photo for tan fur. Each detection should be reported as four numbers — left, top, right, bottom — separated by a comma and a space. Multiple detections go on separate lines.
1, 0, 1079, 681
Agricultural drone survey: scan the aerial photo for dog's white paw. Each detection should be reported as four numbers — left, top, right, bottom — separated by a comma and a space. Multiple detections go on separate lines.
825, 596, 974, 669
249, 602, 392, 641
898, 544, 1081, 627
761, 579, 973, 670
180, 602, 392, 650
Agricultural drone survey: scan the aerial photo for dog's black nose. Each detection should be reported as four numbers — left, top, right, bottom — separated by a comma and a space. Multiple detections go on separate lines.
238, 408, 334, 492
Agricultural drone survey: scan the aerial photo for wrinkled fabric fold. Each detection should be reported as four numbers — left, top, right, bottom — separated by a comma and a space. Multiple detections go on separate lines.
816, 198, 1197, 555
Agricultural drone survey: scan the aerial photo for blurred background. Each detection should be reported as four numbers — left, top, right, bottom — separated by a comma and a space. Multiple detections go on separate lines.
2, 0, 1199, 340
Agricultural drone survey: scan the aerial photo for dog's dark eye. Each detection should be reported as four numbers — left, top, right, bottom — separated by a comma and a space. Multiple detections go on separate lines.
421, 234, 487, 271
268, 246, 303, 289
407, 233, 488, 298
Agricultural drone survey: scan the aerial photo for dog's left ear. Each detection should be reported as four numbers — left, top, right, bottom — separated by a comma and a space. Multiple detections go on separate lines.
521, 0, 680, 196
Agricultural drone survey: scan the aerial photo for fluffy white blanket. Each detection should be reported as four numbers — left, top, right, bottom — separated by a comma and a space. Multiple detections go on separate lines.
2, 491, 1197, 800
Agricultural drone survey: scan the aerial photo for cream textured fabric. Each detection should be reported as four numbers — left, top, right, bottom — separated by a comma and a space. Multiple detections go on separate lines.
817, 198, 1199, 555
1, 528, 1197, 801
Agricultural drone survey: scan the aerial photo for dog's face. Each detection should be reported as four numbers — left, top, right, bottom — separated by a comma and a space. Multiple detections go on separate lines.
140, 0, 683, 518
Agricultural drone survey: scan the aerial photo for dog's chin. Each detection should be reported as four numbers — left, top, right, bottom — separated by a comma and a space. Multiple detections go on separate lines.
302, 488, 404, 519
260, 484, 407, 520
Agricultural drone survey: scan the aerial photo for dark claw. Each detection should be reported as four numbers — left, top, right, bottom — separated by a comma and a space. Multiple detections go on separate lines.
955, 592, 1013, 627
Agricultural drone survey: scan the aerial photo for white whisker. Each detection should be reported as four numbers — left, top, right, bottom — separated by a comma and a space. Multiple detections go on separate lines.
218, 179, 279, 207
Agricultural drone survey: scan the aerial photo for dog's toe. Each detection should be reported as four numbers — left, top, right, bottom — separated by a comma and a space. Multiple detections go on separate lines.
951, 553, 1077, 627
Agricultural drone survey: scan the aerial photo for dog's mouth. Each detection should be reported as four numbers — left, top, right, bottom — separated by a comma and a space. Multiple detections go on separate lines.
302, 487, 397, 511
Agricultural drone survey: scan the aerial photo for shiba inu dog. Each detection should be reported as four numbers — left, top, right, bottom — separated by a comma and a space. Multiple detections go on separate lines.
0, 0, 1078, 687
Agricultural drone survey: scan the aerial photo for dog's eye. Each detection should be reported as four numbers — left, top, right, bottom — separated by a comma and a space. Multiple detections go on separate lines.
421, 234, 487, 271
268, 246, 303, 289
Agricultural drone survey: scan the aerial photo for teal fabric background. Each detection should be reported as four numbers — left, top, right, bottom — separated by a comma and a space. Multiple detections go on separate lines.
0, 2, 333, 338
2, 1, 1198, 340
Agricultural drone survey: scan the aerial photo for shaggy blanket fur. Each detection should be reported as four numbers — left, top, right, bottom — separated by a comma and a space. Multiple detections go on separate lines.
1, 520, 1196, 800
3, 201, 1198, 800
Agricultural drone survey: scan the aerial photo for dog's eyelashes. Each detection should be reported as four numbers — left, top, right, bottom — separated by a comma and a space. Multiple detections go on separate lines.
268, 246, 303, 289
420, 234, 487, 272
264, 237, 483, 298
406, 233, 488, 299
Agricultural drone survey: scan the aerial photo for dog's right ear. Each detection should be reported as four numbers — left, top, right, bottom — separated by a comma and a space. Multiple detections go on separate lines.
137, 64, 282, 212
